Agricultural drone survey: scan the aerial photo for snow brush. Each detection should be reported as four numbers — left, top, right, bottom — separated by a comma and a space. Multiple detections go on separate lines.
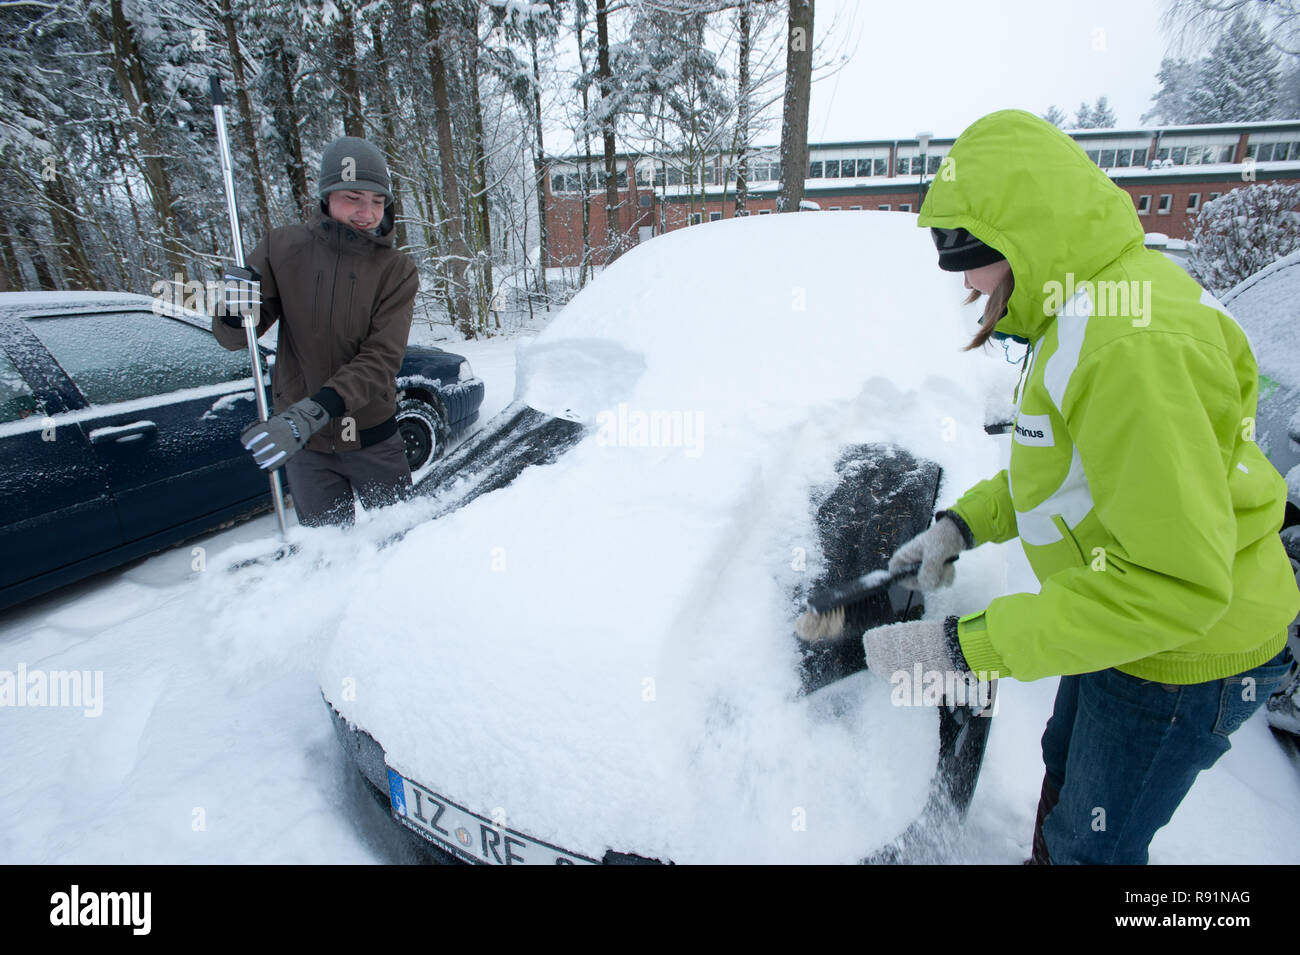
804, 556, 958, 615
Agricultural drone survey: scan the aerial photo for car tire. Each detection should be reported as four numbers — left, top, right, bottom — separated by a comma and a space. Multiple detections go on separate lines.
396, 394, 450, 472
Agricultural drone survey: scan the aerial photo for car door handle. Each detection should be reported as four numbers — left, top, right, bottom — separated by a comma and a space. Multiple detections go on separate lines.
89, 420, 158, 445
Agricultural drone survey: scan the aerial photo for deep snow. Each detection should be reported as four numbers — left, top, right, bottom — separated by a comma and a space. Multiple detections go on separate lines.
0, 214, 1297, 864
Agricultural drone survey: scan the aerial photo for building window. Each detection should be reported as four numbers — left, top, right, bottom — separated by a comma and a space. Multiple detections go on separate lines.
1187, 193, 1201, 212
857, 159, 873, 177
709, 211, 722, 222
1171, 146, 1187, 165
824, 159, 840, 178
757, 209, 772, 215
850, 205, 862, 210
809, 160, 823, 178
879, 204, 891, 211
1086, 150, 1100, 165
736, 209, 751, 216
873, 158, 887, 176
1116, 149, 1132, 167
828, 206, 841, 211
689, 212, 702, 225
1099, 149, 1116, 168
899, 203, 912, 212
1157, 194, 1172, 214
1132, 148, 1147, 166
1209, 192, 1222, 201
1136, 194, 1151, 214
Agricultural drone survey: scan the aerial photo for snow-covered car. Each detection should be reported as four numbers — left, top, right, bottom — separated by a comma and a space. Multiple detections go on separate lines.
0, 291, 483, 611
1220, 252, 1300, 537
310, 211, 1016, 863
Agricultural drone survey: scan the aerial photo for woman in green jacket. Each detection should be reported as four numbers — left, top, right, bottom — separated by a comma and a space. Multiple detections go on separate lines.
864, 110, 1298, 864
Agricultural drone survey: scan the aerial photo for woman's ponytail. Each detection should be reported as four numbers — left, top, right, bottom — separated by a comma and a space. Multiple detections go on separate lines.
963, 270, 1015, 351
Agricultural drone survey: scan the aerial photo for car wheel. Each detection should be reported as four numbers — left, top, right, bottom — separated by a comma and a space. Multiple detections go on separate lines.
396, 395, 450, 472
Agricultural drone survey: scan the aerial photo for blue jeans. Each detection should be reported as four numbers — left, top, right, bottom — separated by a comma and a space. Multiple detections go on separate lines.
1040, 644, 1295, 864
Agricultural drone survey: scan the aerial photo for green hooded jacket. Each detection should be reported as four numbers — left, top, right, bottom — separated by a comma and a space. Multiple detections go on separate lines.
917, 109, 1299, 684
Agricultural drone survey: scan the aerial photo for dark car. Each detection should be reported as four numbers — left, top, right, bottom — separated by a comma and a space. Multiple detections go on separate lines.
0, 291, 484, 611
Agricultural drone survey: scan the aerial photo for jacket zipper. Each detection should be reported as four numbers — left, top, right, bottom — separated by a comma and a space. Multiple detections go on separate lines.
329, 249, 342, 451
346, 272, 356, 330
1013, 341, 1034, 408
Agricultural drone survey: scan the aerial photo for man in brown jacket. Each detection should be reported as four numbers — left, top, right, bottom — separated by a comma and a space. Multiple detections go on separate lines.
214, 135, 419, 527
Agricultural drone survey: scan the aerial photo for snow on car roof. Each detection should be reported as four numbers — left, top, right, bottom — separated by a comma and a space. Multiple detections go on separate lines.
0, 289, 212, 331
1222, 250, 1300, 389
202, 211, 1015, 863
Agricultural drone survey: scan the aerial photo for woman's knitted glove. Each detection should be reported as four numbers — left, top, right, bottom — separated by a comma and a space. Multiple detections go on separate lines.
887, 514, 970, 591
862, 616, 968, 681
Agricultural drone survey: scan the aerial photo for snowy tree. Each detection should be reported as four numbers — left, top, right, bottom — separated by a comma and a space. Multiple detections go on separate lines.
1041, 105, 1068, 128
1074, 96, 1117, 129
1278, 59, 1300, 117
1187, 13, 1280, 121
1091, 96, 1118, 127
1142, 57, 1202, 125
1187, 183, 1300, 294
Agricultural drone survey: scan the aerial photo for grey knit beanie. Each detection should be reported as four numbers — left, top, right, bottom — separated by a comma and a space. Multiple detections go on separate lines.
318, 136, 393, 204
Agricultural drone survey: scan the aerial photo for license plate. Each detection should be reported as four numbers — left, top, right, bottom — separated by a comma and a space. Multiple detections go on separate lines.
387, 769, 597, 865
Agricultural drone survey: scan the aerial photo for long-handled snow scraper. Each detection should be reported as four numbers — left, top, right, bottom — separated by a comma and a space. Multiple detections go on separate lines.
211, 74, 292, 558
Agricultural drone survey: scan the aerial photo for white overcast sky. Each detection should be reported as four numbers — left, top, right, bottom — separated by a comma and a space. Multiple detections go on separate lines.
805, 0, 1177, 143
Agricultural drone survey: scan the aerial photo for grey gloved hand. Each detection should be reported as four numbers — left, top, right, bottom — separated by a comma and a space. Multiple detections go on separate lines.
862, 617, 967, 682
220, 265, 262, 328
241, 397, 330, 470
888, 515, 968, 591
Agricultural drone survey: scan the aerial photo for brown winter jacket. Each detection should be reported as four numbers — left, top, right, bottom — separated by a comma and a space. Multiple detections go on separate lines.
212, 211, 418, 453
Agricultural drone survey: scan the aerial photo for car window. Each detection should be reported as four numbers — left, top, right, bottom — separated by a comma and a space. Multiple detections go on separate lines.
25, 311, 252, 405
0, 349, 39, 423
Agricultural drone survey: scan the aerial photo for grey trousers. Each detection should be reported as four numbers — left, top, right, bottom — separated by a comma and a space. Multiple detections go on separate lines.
283, 431, 413, 527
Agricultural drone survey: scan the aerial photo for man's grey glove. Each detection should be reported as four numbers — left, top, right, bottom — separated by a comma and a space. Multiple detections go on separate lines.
220, 264, 262, 329
888, 515, 969, 591
241, 397, 330, 470
862, 617, 968, 682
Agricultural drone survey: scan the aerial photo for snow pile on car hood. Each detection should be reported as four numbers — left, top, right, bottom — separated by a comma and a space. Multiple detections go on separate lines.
217, 212, 1017, 863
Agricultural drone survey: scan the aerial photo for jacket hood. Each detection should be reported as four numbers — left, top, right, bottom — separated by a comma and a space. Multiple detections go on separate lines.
917, 109, 1146, 342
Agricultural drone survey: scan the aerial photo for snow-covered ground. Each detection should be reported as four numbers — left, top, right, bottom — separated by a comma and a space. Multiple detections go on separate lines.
2, 217, 1298, 863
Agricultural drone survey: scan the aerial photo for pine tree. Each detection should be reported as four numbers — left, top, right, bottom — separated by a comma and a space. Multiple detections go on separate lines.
1073, 97, 1117, 129
1091, 96, 1118, 127
1187, 13, 1280, 122
1142, 58, 1201, 125
1041, 105, 1068, 128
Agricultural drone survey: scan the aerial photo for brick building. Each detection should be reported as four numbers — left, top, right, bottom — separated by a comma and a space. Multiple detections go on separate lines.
542, 120, 1300, 268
